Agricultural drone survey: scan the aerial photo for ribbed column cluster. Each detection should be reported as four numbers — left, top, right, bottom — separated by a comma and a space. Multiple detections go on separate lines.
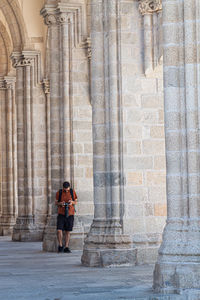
10, 51, 45, 241
154, 0, 200, 294
81, 0, 135, 267
0, 77, 17, 235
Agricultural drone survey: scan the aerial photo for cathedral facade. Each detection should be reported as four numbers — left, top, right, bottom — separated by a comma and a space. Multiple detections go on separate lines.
0, 0, 199, 295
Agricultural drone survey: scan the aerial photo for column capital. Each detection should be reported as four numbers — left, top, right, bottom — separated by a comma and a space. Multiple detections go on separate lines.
11, 51, 41, 85
0, 78, 6, 89
4, 77, 16, 90
41, 3, 87, 47
42, 79, 50, 94
85, 37, 91, 60
44, 14, 57, 26
0, 77, 16, 90
138, 0, 162, 15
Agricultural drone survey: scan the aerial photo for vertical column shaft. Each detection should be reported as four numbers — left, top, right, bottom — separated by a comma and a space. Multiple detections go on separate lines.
81, 0, 135, 267
6, 86, 14, 215
24, 65, 33, 216
154, 0, 200, 294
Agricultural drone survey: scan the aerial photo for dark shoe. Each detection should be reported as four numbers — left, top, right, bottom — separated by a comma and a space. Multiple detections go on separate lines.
58, 246, 63, 253
64, 247, 71, 253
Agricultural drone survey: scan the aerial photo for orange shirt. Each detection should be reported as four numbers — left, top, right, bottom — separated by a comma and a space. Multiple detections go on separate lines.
56, 189, 77, 216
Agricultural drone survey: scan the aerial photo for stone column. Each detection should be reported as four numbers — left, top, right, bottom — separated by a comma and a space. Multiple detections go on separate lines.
81, 0, 135, 267
0, 80, 3, 222
42, 79, 52, 218
11, 52, 43, 241
138, 0, 162, 75
0, 77, 18, 235
41, 6, 85, 251
154, 0, 200, 295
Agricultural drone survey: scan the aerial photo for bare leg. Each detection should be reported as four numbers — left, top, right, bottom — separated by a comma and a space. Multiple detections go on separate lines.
57, 230, 63, 247
65, 231, 70, 248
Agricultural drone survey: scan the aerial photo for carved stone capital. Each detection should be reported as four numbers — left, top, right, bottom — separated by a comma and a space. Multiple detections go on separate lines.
138, 0, 162, 15
0, 77, 15, 90
11, 53, 34, 68
56, 12, 70, 25
86, 37, 91, 60
4, 77, 16, 90
0, 79, 6, 89
44, 14, 57, 26
42, 79, 50, 94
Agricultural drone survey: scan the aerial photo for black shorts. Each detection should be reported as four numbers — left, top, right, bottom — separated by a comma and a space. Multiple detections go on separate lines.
57, 214, 74, 231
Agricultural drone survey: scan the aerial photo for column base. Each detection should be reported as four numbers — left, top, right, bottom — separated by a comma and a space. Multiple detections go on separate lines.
81, 219, 136, 267
153, 220, 200, 294
154, 262, 200, 295
0, 215, 16, 236
42, 214, 85, 252
81, 248, 136, 267
12, 216, 44, 241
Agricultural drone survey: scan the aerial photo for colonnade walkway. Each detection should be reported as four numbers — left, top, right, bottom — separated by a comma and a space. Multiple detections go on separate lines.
0, 237, 187, 300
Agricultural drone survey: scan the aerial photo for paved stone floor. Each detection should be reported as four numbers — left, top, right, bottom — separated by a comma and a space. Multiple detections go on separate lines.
0, 236, 196, 300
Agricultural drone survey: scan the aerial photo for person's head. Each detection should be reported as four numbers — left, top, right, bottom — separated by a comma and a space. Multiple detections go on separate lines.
63, 181, 70, 191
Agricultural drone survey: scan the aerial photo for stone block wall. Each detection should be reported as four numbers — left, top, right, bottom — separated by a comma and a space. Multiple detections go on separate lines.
121, 0, 166, 264
71, 46, 93, 231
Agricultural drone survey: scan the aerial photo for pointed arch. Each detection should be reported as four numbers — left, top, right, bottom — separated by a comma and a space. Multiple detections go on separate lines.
0, 20, 12, 75
0, 0, 31, 51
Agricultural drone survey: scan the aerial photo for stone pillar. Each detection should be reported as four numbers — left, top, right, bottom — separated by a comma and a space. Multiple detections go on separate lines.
42, 79, 52, 218
11, 51, 44, 241
0, 77, 18, 235
41, 5, 85, 251
81, 0, 135, 267
153, 0, 200, 295
138, 0, 162, 75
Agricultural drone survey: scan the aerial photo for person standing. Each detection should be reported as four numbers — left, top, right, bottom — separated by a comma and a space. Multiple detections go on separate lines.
55, 181, 77, 253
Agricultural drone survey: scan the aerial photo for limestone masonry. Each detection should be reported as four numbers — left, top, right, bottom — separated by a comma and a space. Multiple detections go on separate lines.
1, 0, 200, 296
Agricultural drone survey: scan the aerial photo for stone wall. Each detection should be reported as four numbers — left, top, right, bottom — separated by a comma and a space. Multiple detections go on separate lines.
121, 0, 166, 264
0, 0, 166, 264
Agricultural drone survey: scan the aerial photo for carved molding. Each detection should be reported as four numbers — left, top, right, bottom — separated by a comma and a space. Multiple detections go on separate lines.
12, 57, 34, 68
41, 3, 87, 48
138, 0, 162, 15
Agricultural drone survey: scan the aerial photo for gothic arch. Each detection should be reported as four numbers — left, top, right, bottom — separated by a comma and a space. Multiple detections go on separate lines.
0, 0, 30, 51
0, 20, 12, 75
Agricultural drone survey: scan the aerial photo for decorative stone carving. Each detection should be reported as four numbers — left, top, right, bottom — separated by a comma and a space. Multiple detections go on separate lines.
85, 37, 91, 60
0, 79, 6, 89
138, 0, 162, 15
44, 14, 57, 26
56, 13, 69, 24
12, 57, 34, 68
42, 79, 50, 94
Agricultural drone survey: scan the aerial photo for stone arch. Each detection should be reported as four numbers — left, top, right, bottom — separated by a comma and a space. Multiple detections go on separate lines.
0, 20, 12, 75
0, 0, 30, 51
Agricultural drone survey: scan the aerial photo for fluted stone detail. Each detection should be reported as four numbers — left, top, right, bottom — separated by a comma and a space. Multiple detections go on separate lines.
41, 3, 87, 251
10, 51, 44, 241
0, 76, 18, 235
153, 0, 200, 295
81, 0, 136, 267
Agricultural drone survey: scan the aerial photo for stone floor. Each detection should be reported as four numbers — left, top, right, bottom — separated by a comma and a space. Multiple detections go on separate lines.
0, 236, 196, 300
